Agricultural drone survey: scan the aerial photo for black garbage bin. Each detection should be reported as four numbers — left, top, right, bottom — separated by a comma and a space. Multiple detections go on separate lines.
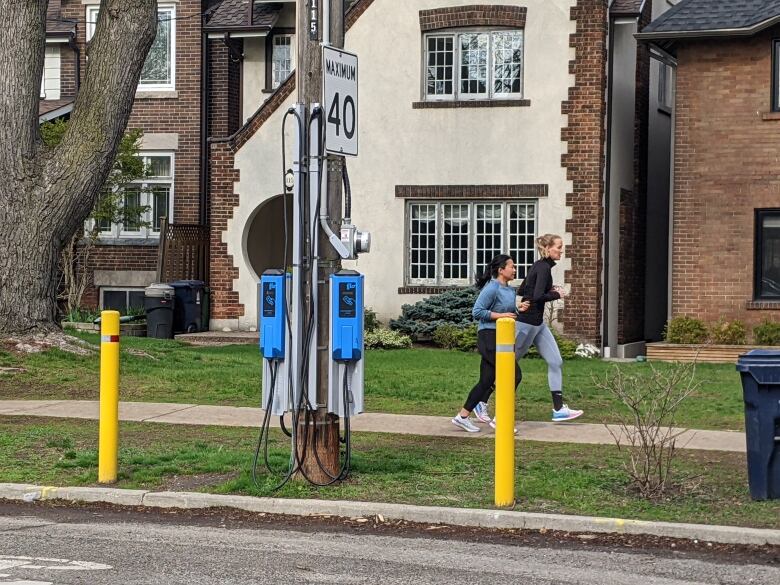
736, 350, 780, 500
169, 280, 207, 333
144, 283, 175, 339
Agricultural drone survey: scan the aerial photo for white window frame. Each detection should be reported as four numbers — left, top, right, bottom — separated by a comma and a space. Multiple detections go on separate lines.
423, 29, 524, 102
86, 4, 176, 92
92, 152, 175, 241
271, 34, 295, 89
406, 200, 537, 286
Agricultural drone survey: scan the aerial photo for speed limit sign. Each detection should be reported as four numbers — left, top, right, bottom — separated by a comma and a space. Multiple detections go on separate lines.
323, 46, 358, 157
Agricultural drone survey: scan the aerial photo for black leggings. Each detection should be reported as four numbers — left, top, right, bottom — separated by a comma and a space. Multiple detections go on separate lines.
463, 329, 522, 412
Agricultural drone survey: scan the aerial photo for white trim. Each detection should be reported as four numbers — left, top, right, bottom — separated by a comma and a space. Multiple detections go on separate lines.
45, 37, 72, 44
87, 4, 176, 92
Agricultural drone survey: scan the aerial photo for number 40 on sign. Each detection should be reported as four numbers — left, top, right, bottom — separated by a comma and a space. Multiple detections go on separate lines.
323, 46, 358, 157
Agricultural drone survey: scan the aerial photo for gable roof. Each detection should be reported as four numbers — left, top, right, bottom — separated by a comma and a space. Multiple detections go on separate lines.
610, 0, 645, 17
637, 0, 780, 40
204, 0, 283, 33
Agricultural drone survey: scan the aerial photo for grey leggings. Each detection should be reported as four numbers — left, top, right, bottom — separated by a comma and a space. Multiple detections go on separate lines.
515, 322, 563, 392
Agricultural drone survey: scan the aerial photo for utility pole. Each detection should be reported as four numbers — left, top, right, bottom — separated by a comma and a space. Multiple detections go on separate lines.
296, 0, 344, 482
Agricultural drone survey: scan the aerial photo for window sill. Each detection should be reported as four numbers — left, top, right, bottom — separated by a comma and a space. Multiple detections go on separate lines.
746, 299, 780, 309
761, 111, 780, 121
412, 99, 531, 109
136, 90, 178, 100
658, 105, 672, 116
399, 285, 468, 294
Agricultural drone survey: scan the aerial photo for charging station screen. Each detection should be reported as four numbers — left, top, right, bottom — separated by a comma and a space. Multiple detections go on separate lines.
262, 282, 276, 318
338, 282, 356, 318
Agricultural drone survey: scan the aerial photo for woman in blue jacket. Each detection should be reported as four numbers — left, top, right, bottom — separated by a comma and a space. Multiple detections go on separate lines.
452, 254, 529, 433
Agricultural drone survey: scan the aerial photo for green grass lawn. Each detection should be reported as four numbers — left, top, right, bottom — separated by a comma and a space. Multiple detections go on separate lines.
0, 332, 746, 430
0, 417, 775, 529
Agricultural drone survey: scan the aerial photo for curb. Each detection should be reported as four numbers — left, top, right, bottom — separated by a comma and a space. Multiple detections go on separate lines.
2, 483, 778, 546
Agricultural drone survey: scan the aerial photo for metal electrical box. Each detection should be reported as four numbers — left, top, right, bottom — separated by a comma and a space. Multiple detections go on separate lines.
328, 270, 364, 417
260, 270, 286, 360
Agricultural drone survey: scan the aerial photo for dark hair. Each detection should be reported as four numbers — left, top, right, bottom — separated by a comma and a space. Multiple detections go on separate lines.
475, 254, 513, 290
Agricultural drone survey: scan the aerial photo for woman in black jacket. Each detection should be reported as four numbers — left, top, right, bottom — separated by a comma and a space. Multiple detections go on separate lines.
515, 234, 582, 422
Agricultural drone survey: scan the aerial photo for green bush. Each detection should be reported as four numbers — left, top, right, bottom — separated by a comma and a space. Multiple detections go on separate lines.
390, 287, 478, 340
432, 324, 478, 352
664, 316, 708, 344
525, 331, 577, 360
364, 307, 380, 332
754, 320, 780, 346
709, 319, 746, 345
364, 328, 412, 349
63, 307, 101, 323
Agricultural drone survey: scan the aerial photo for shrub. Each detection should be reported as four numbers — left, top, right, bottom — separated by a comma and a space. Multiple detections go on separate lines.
432, 323, 478, 352
754, 320, 780, 346
664, 316, 708, 344
364, 328, 412, 349
708, 319, 746, 345
63, 307, 101, 323
390, 287, 478, 340
364, 307, 380, 332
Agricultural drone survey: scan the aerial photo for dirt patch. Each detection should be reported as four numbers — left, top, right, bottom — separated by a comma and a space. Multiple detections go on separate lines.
159, 472, 240, 492
1, 332, 96, 356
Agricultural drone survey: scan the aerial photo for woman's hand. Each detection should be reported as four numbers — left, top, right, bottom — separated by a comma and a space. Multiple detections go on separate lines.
517, 301, 531, 313
493, 312, 517, 320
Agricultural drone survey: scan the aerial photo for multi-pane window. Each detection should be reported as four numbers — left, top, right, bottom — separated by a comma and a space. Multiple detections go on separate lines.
755, 210, 780, 299
272, 35, 294, 89
93, 153, 174, 240
425, 30, 523, 101
101, 288, 145, 314
87, 5, 176, 91
658, 61, 674, 111
407, 201, 537, 285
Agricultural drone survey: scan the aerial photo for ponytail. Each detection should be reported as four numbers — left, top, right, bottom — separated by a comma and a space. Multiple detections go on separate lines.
536, 234, 562, 259
475, 254, 513, 290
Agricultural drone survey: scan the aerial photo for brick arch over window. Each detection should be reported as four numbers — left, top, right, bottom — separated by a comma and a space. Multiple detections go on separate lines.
419, 5, 527, 32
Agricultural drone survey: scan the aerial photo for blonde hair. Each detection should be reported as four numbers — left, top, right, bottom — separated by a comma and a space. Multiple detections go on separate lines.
536, 234, 563, 259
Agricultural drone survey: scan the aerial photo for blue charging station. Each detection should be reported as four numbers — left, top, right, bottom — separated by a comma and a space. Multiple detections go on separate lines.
260, 269, 286, 360
330, 270, 364, 362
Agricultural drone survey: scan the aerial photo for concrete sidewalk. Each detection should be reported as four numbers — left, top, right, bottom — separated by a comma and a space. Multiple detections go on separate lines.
0, 399, 746, 452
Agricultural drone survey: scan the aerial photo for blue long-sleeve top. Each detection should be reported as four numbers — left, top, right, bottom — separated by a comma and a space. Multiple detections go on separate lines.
472, 279, 518, 331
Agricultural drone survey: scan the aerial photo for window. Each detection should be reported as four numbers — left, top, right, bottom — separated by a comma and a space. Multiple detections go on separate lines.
407, 201, 536, 285
101, 288, 145, 314
755, 209, 780, 299
773, 40, 780, 111
87, 5, 176, 91
658, 61, 673, 111
425, 30, 523, 101
272, 34, 294, 89
93, 153, 174, 240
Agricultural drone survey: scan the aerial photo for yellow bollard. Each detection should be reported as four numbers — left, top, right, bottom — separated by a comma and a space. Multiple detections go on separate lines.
494, 317, 516, 507
99, 310, 120, 484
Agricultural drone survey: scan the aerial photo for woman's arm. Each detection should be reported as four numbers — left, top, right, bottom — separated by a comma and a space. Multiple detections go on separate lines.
531, 263, 560, 304
472, 283, 516, 322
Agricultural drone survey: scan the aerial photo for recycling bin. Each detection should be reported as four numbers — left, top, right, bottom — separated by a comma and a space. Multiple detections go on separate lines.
169, 280, 207, 333
144, 283, 175, 339
736, 350, 780, 500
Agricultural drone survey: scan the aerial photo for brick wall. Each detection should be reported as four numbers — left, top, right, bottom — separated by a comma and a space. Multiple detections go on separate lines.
672, 28, 780, 332
208, 39, 243, 140
80, 245, 158, 308
59, 44, 76, 98
561, 0, 608, 344
60, 0, 203, 306
419, 5, 527, 31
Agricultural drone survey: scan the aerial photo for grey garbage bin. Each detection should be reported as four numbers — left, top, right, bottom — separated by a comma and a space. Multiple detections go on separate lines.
144, 283, 175, 339
736, 350, 780, 500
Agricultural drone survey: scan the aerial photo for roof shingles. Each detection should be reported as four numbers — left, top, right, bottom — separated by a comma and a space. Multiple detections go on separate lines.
205, 0, 282, 31
641, 0, 780, 35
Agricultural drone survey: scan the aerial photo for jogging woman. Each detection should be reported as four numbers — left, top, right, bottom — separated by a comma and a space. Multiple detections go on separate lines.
510, 234, 583, 422
452, 254, 529, 433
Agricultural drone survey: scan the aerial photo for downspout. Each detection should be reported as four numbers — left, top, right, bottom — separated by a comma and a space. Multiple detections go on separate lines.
199, 18, 210, 227
601, 15, 616, 356
68, 32, 80, 93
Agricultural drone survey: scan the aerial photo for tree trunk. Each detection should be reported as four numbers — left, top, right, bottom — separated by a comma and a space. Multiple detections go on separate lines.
0, 0, 157, 334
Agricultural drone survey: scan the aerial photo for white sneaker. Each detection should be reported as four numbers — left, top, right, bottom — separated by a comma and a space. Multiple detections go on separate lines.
489, 418, 518, 434
451, 415, 481, 433
473, 401, 492, 423
552, 404, 583, 422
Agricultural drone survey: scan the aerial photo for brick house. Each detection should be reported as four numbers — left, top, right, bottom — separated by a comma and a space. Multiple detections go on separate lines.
44, 0, 675, 352
638, 0, 780, 337
205, 0, 675, 352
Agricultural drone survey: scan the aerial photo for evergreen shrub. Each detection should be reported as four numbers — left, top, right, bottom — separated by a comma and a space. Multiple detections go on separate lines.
364, 307, 380, 332
390, 287, 478, 340
432, 324, 478, 352
754, 320, 780, 346
664, 316, 708, 344
708, 319, 746, 345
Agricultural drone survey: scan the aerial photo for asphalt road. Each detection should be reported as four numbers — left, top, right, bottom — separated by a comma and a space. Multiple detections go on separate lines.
0, 503, 777, 585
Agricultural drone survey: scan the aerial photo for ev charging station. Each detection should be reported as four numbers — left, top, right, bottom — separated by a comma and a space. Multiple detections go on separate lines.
255, 7, 368, 489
